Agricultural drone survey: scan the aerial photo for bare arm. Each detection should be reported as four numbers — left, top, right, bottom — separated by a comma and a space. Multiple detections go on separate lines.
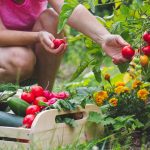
0, 30, 38, 46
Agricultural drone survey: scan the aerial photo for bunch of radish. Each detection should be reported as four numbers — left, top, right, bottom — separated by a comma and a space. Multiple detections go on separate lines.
21, 85, 69, 128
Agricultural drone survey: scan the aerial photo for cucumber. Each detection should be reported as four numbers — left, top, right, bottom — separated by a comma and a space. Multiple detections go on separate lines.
7, 97, 30, 117
0, 111, 23, 127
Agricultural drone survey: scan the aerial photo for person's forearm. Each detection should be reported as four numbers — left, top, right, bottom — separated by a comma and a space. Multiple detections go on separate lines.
67, 4, 110, 44
0, 30, 39, 46
49, 1, 110, 44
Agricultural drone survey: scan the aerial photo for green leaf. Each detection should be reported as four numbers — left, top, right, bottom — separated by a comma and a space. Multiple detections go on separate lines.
58, 1, 78, 33
0, 83, 20, 92
133, 119, 144, 128
80, 98, 86, 108
52, 102, 62, 111
101, 0, 106, 4
87, 112, 102, 124
102, 117, 115, 126
111, 22, 121, 34
70, 58, 92, 81
92, 65, 102, 83
58, 100, 72, 111
0, 91, 16, 103
117, 62, 130, 73
38, 101, 48, 107
120, 5, 130, 16
64, 118, 76, 127
87, 0, 98, 13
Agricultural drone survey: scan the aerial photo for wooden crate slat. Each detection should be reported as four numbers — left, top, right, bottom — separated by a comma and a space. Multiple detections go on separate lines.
0, 140, 29, 150
0, 127, 30, 139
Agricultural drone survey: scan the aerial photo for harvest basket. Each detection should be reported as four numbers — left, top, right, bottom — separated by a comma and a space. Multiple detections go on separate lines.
0, 104, 103, 150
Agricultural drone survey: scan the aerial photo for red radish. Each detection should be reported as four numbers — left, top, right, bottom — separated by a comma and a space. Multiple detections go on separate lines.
21, 92, 35, 104
121, 46, 135, 59
53, 39, 65, 49
31, 85, 44, 97
26, 105, 41, 115
47, 98, 57, 105
142, 46, 150, 56
55, 92, 70, 99
23, 114, 35, 128
33, 96, 48, 106
43, 90, 51, 99
143, 31, 150, 44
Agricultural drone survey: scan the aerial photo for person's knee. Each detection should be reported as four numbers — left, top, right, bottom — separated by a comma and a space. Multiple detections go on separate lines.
38, 8, 59, 35
9, 47, 36, 79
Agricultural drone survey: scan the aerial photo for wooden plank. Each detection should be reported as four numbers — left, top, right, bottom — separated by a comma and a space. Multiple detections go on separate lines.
0, 140, 29, 150
30, 125, 86, 149
0, 127, 30, 139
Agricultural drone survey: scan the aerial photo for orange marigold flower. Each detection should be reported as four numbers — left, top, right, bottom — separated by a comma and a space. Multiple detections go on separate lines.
115, 82, 125, 87
132, 80, 142, 89
93, 91, 108, 106
109, 98, 118, 107
123, 87, 130, 93
137, 89, 149, 101
114, 86, 129, 94
95, 96, 104, 106
104, 74, 110, 81
95, 91, 108, 100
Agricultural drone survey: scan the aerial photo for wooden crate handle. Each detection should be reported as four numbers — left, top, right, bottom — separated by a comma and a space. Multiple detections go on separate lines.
31, 104, 99, 133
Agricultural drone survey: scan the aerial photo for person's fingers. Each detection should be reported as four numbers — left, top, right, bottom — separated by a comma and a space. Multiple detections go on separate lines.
43, 37, 54, 49
112, 55, 128, 64
49, 34, 55, 40
49, 34, 55, 48
41, 40, 53, 53
59, 45, 67, 55
53, 44, 65, 55
63, 43, 67, 50
116, 35, 130, 46
112, 58, 118, 65
57, 49, 66, 55
63, 37, 67, 43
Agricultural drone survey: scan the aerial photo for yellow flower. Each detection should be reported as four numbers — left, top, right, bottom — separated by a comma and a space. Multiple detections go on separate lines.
109, 98, 118, 107
137, 89, 149, 101
115, 82, 125, 87
132, 80, 142, 89
114, 86, 129, 94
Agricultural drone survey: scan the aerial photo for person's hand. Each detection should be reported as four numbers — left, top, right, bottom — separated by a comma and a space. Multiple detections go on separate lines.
101, 34, 130, 64
38, 31, 67, 55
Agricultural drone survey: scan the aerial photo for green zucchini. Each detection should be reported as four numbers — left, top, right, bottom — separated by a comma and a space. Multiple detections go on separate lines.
0, 111, 23, 127
7, 97, 30, 117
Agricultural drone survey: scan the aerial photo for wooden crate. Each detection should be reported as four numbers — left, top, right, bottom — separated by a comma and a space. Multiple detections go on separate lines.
0, 104, 103, 150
